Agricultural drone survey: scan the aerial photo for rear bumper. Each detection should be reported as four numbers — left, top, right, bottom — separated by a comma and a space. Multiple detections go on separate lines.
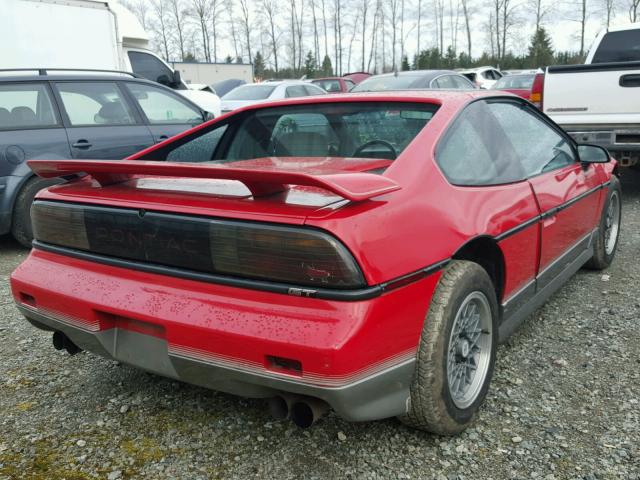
11, 248, 440, 422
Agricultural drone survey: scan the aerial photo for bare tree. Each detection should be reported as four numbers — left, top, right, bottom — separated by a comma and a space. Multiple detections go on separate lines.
389, 0, 400, 69
347, 9, 361, 73
151, 0, 172, 61
238, 0, 253, 62
191, 0, 211, 61
311, 0, 321, 66
263, 0, 280, 72
529, 0, 552, 30
228, 1, 241, 60
321, 0, 329, 59
461, 0, 472, 58
295, 0, 305, 71
631, 0, 640, 21
210, 0, 222, 61
565, 0, 590, 56
603, 0, 615, 28
333, 0, 343, 75
417, 0, 422, 56
168, 0, 188, 60
361, 0, 369, 71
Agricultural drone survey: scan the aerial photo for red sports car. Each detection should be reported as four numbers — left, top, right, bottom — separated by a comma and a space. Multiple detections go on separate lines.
11, 91, 621, 434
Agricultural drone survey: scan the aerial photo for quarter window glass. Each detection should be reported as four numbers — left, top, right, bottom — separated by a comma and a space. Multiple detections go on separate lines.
0, 83, 57, 129
312, 80, 342, 92
489, 102, 576, 176
345, 79, 356, 91
167, 125, 228, 162
285, 85, 308, 98
128, 51, 175, 85
437, 101, 525, 185
126, 83, 202, 124
55, 82, 136, 126
304, 85, 327, 96
451, 75, 474, 89
434, 76, 456, 88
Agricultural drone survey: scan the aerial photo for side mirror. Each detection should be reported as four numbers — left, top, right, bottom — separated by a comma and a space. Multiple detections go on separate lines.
172, 70, 182, 88
202, 111, 215, 122
577, 144, 611, 164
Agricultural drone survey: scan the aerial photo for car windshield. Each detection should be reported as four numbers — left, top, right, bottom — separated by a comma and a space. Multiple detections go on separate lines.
159, 102, 439, 168
222, 84, 277, 101
351, 75, 426, 92
494, 75, 535, 89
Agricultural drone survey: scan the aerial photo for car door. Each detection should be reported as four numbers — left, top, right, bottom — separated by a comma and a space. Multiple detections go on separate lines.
488, 100, 602, 289
123, 81, 204, 143
53, 81, 154, 159
0, 81, 70, 233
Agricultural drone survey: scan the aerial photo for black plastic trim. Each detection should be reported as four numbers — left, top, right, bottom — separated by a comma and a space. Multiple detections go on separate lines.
495, 181, 609, 242
547, 61, 640, 74
32, 241, 448, 302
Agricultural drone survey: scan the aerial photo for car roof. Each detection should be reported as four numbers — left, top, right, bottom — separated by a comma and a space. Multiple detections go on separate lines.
216, 90, 512, 117
369, 70, 458, 79
0, 73, 163, 84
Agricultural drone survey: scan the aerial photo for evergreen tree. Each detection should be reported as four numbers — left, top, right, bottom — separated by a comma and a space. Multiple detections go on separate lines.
225, 55, 233, 64
401, 55, 410, 71
304, 51, 317, 77
528, 28, 554, 69
253, 51, 266, 79
321, 55, 333, 76
184, 52, 197, 62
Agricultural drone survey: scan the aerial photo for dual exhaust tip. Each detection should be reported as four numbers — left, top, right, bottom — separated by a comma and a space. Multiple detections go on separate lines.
52, 331, 325, 426
52, 331, 82, 355
268, 394, 329, 428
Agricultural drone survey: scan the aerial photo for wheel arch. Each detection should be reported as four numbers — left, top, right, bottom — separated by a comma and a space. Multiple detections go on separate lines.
452, 236, 506, 303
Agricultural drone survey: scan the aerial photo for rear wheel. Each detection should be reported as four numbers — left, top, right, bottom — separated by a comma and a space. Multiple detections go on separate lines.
399, 261, 498, 435
585, 176, 621, 270
11, 177, 61, 248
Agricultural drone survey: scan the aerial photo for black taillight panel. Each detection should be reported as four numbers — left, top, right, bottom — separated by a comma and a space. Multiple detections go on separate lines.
31, 201, 366, 289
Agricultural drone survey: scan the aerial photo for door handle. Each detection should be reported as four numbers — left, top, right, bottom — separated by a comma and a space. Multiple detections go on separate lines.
619, 74, 640, 87
72, 139, 92, 149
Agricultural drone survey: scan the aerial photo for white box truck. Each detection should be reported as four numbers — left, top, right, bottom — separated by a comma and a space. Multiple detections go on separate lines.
1, 0, 221, 116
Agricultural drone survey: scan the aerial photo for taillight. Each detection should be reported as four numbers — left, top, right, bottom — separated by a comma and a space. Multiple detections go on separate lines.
530, 73, 544, 109
31, 201, 365, 289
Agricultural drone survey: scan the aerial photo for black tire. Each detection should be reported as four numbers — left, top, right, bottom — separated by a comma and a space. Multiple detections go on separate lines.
399, 260, 498, 435
11, 177, 61, 248
585, 176, 621, 270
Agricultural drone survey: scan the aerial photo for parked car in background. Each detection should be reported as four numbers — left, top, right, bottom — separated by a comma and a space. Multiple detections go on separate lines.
534, 23, 640, 168
459, 66, 503, 89
351, 70, 476, 92
0, 70, 209, 246
211, 78, 246, 98
187, 83, 215, 94
11, 90, 620, 435
492, 73, 536, 100
343, 72, 372, 84
220, 81, 326, 113
3, 0, 220, 116
311, 77, 356, 93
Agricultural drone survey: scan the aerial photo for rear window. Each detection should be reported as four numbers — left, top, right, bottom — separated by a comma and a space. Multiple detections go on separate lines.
222, 85, 276, 101
152, 102, 439, 169
312, 79, 342, 92
351, 75, 427, 92
494, 75, 535, 89
592, 30, 640, 63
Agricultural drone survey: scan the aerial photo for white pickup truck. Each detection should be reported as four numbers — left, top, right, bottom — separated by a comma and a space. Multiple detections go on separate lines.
535, 23, 640, 167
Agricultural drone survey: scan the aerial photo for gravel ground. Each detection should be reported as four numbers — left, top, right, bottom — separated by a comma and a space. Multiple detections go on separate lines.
1, 173, 639, 480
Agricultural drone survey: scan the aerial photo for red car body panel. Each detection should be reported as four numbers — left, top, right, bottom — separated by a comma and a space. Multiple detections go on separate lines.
498, 88, 531, 100
11, 90, 617, 423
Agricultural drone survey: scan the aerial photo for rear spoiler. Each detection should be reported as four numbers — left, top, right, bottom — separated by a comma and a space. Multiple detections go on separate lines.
28, 160, 401, 202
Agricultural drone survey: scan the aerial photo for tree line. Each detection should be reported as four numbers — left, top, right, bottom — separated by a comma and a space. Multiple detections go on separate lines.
121, 0, 639, 79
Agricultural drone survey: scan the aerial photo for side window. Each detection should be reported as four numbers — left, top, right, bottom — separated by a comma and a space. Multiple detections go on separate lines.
433, 76, 456, 89
304, 85, 326, 96
451, 75, 474, 89
125, 83, 202, 124
436, 101, 525, 185
493, 70, 503, 79
166, 125, 228, 162
55, 82, 136, 126
345, 79, 356, 91
285, 85, 308, 98
0, 83, 58, 129
489, 102, 576, 176
128, 51, 175, 86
